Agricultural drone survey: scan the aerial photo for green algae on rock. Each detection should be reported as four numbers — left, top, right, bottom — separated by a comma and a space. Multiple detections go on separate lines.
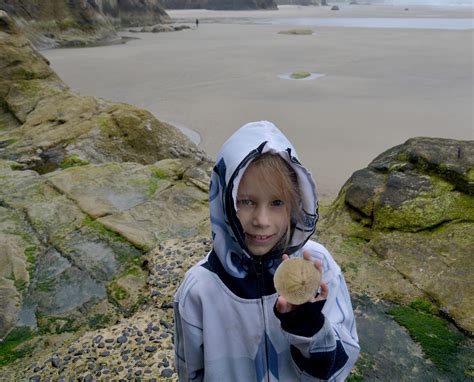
290, 70, 311, 79
319, 137, 474, 335
278, 28, 314, 35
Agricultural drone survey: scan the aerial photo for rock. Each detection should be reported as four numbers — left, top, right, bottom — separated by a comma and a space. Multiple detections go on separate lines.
161, 0, 277, 10
0, 12, 212, 340
0, 1, 170, 49
321, 137, 474, 334
0, 14, 208, 172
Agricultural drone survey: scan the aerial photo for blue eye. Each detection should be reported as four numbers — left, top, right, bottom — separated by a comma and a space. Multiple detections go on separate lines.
237, 199, 254, 206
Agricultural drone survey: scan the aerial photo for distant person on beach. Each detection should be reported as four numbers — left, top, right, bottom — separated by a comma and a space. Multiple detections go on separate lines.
174, 121, 359, 381
196, 18, 199, 28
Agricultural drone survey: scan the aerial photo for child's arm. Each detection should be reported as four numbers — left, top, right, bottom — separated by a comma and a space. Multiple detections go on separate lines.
274, 243, 360, 381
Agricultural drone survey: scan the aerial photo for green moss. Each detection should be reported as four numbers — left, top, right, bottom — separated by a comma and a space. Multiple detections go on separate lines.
339, 236, 368, 255
23, 244, 39, 281
11, 67, 36, 80
278, 28, 314, 35
152, 168, 170, 179
290, 71, 311, 79
37, 314, 79, 335
0, 139, 17, 148
32, 20, 59, 30
341, 261, 359, 274
148, 177, 163, 196
347, 352, 375, 381
374, 183, 474, 232
58, 18, 81, 31
9, 162, 24, 171
98, 115, 112, 131
388, 304, 464, 371
36, 278, 56, 293
87, 314, 111, 330
24, 245, 37, 265
467, 168, 474, 182
60, 154, 89, 169
83, 216, 125, 243
130, 295, 149, 312
15, 80, 42, 97
108, 284, 129, 301
13, 277, 28, 293
0, 327, 34, 366
409, 298, 435, 314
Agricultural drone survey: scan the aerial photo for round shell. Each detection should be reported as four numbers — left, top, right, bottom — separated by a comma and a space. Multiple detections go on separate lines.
274, 257, 321, 305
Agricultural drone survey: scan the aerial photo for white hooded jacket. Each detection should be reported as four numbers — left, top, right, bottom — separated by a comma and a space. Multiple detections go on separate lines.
174, 121, 359, 381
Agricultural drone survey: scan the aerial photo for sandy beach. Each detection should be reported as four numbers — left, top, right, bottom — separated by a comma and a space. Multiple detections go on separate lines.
42, 5, 473, 199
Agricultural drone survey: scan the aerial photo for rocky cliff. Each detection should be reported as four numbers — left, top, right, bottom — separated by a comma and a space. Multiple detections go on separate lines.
0, 0, 169, 48
162, 0, 277, 11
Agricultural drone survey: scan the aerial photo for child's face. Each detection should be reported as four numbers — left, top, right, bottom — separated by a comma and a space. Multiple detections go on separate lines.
236, 164, 289, 257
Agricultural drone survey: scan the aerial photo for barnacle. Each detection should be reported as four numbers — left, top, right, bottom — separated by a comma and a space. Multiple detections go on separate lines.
274, 257, 321, 305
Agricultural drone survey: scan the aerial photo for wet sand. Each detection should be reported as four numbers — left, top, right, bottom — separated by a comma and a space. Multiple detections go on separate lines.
42, 5, 474, 199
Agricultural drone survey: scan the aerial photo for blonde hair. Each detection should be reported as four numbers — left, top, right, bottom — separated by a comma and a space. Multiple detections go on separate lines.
245, 153, 300, 250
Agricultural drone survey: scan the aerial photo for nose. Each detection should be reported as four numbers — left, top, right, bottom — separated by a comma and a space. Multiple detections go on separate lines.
252, 205, 270, 227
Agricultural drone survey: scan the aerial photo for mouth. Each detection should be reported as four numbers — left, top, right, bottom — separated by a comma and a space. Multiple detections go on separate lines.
246, 233, 275, 244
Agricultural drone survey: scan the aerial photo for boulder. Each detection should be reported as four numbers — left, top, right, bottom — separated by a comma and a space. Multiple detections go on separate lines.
0, 1, 170, 48
319, 137, 474, 334
0, 13, 209, 173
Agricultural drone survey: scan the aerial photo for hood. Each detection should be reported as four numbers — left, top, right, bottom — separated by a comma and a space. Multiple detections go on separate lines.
209, 121, 319, 278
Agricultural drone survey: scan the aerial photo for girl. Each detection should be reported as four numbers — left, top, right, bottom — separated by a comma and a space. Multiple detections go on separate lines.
174, 121, 359, 381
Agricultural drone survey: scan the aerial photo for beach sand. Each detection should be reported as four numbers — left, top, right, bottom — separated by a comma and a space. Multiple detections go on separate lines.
42, 5, 473, 199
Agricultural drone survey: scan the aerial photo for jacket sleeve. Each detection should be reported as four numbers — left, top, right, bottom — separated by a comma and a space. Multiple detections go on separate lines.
275, 243, 360, 381
173, 275, 205, 381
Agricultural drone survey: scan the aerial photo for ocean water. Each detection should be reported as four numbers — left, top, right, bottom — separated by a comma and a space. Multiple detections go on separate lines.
264, 17, 474, 29
377, 0, 472, 5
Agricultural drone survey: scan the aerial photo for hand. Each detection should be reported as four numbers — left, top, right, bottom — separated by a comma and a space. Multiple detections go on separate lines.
275, 250, 329, 314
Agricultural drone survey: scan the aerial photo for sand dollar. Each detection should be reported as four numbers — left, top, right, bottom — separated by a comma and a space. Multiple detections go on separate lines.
274, 257, 321, 305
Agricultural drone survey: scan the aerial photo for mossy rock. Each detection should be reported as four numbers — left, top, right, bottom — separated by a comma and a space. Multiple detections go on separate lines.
290, 71, 311, 79
323, 137, 474, 334
278, 28, 314, 35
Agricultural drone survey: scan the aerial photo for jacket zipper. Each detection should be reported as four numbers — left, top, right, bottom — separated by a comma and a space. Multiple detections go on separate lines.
255, 259, 270, 382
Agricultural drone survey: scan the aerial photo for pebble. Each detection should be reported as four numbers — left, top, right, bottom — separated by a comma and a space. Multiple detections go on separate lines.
145, 346, 157, 353
117, 335, 127, 344
161, 368, 174, 378
51, 357, 60, 368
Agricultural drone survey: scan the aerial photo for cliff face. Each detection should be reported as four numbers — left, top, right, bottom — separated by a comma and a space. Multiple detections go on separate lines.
0, 0, 169, 48
162, 0, 277, 11
100, 0, 169, 27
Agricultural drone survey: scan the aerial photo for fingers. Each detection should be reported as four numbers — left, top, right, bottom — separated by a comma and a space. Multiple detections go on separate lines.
316, 281, 329, 301
282, 254, 289, 261
276, 295, 295, 314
